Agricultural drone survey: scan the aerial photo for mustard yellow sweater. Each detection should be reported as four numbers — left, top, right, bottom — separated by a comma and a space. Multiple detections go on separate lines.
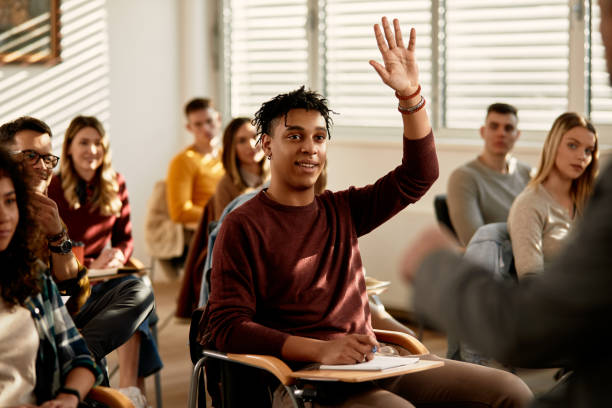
166, 146, 224, 224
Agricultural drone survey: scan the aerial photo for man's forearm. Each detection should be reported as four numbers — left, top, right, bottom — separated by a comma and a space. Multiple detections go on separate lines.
281, 335, 324, 362
399, 92, 431, 140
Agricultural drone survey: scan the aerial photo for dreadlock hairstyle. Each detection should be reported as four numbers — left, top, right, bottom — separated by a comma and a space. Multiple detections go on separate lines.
252, 86, 335, 141
0, 147, 42, 307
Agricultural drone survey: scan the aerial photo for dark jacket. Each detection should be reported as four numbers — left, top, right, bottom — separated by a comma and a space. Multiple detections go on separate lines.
414, 162, 612, 407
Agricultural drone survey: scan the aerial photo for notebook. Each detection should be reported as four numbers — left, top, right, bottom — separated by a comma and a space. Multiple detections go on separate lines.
319, 356, 419, 371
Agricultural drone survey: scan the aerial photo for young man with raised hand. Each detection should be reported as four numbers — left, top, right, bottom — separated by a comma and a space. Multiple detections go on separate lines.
201, 17, 532, 407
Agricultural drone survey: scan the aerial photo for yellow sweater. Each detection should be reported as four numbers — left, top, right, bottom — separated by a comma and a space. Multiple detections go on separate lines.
166, 146, 224, 224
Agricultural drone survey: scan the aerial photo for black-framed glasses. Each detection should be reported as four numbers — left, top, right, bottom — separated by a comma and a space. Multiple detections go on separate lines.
13, 149, 60, 169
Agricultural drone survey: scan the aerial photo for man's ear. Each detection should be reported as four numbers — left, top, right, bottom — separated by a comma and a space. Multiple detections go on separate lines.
515, 129, 521, 140
479, 125, 485, 140
261, 133, 272, 156
186, 123, 193, 133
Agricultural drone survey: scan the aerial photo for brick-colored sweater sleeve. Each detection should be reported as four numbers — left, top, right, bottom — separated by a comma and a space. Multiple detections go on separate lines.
111, 174, 134, 261
166, 153, 204, 224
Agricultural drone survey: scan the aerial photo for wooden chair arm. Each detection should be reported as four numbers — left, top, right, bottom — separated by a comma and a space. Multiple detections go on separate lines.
87, 386, 135, 408
374, 329, 429, 355
125, 257, 146, 270
226, 353, 295, 385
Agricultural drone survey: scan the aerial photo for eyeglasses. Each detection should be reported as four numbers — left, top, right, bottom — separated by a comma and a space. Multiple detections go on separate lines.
13, 149, 60, 169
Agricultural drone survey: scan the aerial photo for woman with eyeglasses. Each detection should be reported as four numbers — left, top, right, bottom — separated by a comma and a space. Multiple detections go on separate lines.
0, 147, 103, 406
47, 116, 161, 407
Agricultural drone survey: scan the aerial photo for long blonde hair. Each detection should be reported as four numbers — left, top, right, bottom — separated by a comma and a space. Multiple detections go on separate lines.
529, 112, 599, 216
221, 117, 269, 190
60, 116, 121, 216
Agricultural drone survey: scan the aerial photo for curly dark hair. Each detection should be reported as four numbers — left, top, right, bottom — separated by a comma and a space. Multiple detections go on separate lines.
252, 86, 335, 141
0, 148, 41, 306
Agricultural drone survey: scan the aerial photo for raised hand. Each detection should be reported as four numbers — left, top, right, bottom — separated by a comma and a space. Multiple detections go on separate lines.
369, 17, 419, 96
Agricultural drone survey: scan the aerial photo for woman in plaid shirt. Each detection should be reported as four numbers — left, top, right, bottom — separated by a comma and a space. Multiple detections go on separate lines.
0, 148, 103, 407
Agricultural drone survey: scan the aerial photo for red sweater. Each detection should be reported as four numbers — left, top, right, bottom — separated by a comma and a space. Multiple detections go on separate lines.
48, 173, 134, 267
201, 132, 438, 357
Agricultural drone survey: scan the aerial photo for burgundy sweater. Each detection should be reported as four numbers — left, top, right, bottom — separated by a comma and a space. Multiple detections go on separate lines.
201, 132, 438, 357
48, 173, 134, 267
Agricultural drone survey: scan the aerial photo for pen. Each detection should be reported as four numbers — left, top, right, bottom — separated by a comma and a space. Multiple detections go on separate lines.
372, 346, 378, 353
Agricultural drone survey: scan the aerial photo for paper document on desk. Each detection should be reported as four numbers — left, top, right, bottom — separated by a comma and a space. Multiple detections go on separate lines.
88, 268, 119, 278
319, 356, 419, 371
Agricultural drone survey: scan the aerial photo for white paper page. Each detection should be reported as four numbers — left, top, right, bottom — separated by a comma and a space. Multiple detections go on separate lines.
319, 356, 419, 371
88, 268, 118, 278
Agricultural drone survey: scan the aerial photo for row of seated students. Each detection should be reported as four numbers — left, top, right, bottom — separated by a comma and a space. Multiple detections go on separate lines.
403, 3, 612, 403
445, 104, 599, 364
0, 117, 159, 408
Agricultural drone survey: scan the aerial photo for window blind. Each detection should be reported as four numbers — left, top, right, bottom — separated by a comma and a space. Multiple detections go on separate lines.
445, 0, 569, 133
323, 0, 432, 127
227, 0, 310, 118
588, 1, 612, 125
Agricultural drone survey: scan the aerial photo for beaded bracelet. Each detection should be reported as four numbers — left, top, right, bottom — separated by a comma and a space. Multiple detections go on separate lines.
398, 96, 426, 115
395, 85, 421, 101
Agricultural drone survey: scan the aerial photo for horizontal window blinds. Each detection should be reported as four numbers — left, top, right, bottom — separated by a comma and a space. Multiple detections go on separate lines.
445, 0, 569, 132
589, 2, 612, 125
323, 0, 432, 127
228, 0, 309, 117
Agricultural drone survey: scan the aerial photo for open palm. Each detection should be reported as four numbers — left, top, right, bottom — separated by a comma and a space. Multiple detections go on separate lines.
369, 17, 419, 96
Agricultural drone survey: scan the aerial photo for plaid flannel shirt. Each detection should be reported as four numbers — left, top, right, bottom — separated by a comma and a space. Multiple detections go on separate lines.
25, 268, 103, 403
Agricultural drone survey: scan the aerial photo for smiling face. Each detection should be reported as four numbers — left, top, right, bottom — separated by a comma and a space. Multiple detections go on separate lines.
262, 109, 327, 196
234, 122, 264, 167
0, 176, 19, 252
553, 126, 596, 181
12, 130, 54, 193
68, 126, 105, 181
480, 112, 520, 157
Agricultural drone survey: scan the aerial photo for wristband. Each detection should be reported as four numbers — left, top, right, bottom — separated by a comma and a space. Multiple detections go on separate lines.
56, 386, 81, 401
397, 96, 426, 115
395, 85, 421, 100
47, 227, 67, 243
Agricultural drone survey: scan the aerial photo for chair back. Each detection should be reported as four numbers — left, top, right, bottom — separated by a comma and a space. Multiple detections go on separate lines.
433, 194, 456, 237
464, 222, 517, 282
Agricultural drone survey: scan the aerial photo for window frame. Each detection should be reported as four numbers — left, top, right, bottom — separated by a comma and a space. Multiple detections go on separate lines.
219, 0, 612, 148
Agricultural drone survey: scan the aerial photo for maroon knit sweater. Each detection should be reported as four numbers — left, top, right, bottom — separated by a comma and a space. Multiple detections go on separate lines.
48, 173, 134, 267
201, 132, 438, 357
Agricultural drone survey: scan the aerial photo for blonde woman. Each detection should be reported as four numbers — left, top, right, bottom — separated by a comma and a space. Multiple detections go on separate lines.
508, 112, 598, 278
48, 116, 161, 408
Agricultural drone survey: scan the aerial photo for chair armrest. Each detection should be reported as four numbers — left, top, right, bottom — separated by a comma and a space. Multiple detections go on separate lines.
374, 329, 429, 355
125, 257, 146, 270
204, 350, 295, 386
87, 386, 134, 408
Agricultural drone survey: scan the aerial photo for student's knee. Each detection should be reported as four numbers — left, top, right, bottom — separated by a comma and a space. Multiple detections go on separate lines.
491, 369, 533, 408
117, 277, 155, 317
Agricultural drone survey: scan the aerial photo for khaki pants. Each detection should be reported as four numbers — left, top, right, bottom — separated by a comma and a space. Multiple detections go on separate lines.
272, 354, 533, 408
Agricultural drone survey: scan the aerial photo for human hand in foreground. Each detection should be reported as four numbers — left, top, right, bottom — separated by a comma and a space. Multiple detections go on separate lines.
30, 192, 63, 237
400, 225, 461, 283
317, 334, 379, 365
369, 16, 420, 96
90, 247, 125, 269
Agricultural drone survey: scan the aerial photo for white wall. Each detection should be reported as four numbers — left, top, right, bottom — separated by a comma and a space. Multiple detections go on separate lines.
326, 135, 544, 310
106, 0, 182, 264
